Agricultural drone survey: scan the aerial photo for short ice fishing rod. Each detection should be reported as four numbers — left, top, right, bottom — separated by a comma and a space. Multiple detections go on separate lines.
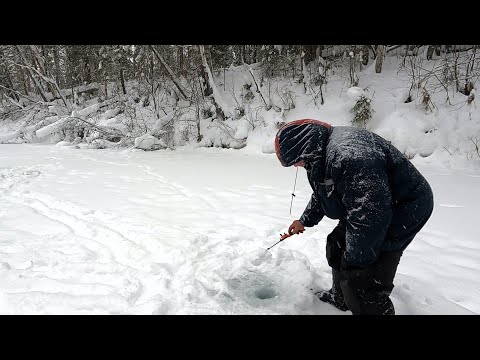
265, 232, 294, 251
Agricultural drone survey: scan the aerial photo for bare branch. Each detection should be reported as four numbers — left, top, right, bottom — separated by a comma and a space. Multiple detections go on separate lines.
386, 45, 404, 53
246, 65, 270, 110
469, 137, 480, 157
149, 45, 188, 100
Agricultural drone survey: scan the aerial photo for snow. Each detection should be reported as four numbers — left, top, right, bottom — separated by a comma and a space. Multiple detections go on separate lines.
134, 134, 166, 150
1, 51, 479, 314
346, 86, 365, 101
0, 144, 478, 314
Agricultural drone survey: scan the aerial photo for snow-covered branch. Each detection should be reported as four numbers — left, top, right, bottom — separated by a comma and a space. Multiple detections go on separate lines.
150, 110, 176, 136
35, 116, 70, 138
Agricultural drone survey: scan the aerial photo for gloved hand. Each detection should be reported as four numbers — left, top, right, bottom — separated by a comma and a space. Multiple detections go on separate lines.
288, 220, 305, 235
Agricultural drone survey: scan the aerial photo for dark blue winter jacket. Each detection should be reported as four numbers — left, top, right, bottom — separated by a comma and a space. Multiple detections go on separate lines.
275, 119, 434, 269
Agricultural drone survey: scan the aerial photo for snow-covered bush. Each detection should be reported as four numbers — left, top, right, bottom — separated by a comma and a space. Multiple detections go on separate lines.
349, 88, 375, 128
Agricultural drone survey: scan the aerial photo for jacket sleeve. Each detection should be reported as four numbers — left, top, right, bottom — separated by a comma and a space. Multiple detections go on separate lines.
336, 159, 393, 269
299, 193, 325, 227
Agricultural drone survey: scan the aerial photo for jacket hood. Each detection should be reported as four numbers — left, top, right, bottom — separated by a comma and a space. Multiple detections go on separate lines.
274, 119, 332, 167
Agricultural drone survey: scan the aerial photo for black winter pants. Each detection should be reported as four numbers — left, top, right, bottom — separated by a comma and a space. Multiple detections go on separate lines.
325, 223, 403, 315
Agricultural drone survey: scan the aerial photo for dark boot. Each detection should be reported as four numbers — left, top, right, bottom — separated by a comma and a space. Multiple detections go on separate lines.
316, 289, 349, 311
315, 268, 349, 312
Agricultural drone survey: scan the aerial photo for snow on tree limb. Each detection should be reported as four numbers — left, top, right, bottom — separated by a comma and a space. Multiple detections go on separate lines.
134, 134, 166, 150
150, 110, 175, 136
73, 117, 123, 137
78, 103, 100, 117
34, 103, 103, 140
35, 116, 70, 138
91, 139, 123, 149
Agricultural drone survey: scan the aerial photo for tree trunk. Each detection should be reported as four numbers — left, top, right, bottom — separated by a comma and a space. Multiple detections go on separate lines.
362, 45, 369, 65
66, 46, 76, 99
120, 68, 127, 95
150, 55, 154, 82
199, 45, 229, 120
41, 45, 54, 83
303, 45, 317, 66
375, 45, 385, 73
464, 45, 477, 95
53, 45, 62, 88
196, 104, 203, 142
82, 46, 94, 84
453, 45, 460, 92
426, 45, 435, 60
255, 45, 262, 63
177, 45, 184, 76
131, 46, 137, 79
300, 47, 304, 75
200, 58, 212, 97
205, 45, 214, 73
18, 65, 30, 95
84, 57, 91, 84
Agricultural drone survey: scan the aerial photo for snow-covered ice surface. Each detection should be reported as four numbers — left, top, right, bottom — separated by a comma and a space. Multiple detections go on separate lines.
0, 144, 478, 314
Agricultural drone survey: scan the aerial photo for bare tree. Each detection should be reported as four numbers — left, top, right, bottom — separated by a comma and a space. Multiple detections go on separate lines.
427, 45, 435, 60
375, 45, 385, 73
15, 45, 48, 102
303, 45, 317, 67
463, 45, 478, 96
53, 45, 63, 88
362, 45, 370, 65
